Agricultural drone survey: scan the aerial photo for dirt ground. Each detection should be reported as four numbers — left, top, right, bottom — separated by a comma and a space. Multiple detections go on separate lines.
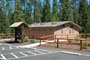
39, 40, 90, 53
0, 39, 39, 45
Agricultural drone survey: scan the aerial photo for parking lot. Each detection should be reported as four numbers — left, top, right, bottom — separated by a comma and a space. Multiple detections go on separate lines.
0, 43, 58, 60
0, 43, 90, 60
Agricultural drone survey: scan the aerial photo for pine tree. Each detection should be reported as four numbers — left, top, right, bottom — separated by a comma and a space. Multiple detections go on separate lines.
24, 0, 33, 24
86, 3, 90, 33
79, 0, 89, 33
14, 0, 25, 22
35, 0, 42, 23
62, 0, 74, 21
52, 0, 58, 22
41, 0, 51, 22
58, 0, 63, 21
0, 1, 3, 33
72, 0, 79, 24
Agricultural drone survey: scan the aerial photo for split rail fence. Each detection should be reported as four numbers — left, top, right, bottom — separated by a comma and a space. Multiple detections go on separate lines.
40, 34, 90, 50
0, 33, 90, 50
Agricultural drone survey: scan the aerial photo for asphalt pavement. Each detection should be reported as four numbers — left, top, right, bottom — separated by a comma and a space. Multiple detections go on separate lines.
0, 43, 90, 60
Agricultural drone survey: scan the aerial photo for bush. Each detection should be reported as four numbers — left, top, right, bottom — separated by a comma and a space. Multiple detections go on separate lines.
82, 42, 88, 49
24, 37, 29, 42
75, 35, 80, 39
30, 39, 36, 43
83, 34, 88, 39
75, 35, 80, 41
67, 40, 72, 43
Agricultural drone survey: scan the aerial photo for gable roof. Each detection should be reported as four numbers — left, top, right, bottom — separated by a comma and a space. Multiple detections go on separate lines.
28, 21, 81, 28
10, 22, 28, 28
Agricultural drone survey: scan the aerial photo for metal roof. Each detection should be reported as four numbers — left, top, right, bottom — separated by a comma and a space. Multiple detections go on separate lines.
10, 21, 81, 28
10, 22, 25, 27
28, 21, 81, 28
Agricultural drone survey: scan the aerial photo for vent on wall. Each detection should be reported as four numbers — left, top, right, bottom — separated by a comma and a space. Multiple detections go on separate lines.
52, 22, 57, 25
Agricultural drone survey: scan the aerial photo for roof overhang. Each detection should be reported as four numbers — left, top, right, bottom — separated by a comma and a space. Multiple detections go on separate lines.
29, 21, 81, 28
10, 22, 29, 28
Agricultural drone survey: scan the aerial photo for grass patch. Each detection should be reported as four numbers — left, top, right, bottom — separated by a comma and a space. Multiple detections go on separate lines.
30, 39, 36, 43
82, 42, 88, 49
67, 40, 72, 43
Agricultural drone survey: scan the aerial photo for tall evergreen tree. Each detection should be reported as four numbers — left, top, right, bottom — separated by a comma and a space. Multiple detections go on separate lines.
86, 3, 90, 33
35, 0, 42, 23
79, 0, 89, 33
62, 0, 74, 21
14, 0, 25, 22
52, 0, 58, 22
0, 1, 3, 33
72, 0, 79, 23
58, 0, 63, 21
24, 0, 33, 24
41, 0, 51, 22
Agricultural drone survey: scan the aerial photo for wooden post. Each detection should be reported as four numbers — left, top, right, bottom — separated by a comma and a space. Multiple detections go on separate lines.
15, 27, 17, 42
55, 35, 56, 42
57, 39, 59, 48
80, 40, 82, 50
33, 35, 34, 39
40, 39, 41, 46
21, 26, 24, 43
67, 34, 68, 40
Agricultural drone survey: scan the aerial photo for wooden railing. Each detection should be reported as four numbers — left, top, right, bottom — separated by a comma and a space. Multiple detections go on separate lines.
0, 33, 15, 38
24, 34, 45, 39
39, 34, 90, 50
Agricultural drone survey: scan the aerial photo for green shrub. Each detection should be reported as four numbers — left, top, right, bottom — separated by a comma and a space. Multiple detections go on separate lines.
68, 40, 72, 43
75, 35, 80, 41
83, 34, 88, 39
82, 42, 88, 49
25, 37, 29, 41
75, 35, 80, 39
30, 39, 36, 43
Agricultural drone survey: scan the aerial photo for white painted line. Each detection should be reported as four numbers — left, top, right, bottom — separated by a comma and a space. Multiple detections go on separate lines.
16, 46, 19, 49
27, 51, 37, 55
2, 47, 4, 50
5, 51, 59, 60
37, 49, 52, 53
10, 46, 12, 49
61, 51, 81, 55
34, 50, 45, 54
0, 54, 6, 60
19, 52, 28, 56
11, 53, 18, 58
81, 54, 90, 56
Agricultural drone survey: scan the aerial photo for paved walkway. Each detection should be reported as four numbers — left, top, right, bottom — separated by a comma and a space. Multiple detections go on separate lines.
18, 40, 67, 48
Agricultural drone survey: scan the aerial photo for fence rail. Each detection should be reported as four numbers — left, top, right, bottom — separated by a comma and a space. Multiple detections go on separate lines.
0, 33, 90, 50
40, 34, 90, 50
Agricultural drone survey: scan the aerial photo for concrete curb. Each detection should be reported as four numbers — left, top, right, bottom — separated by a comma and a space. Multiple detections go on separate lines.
61, 51, 90, 56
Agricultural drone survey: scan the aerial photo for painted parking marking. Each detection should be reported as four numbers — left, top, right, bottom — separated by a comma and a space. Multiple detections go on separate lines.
27, 51, 37, 55
6, 51, 59, 60
3, 54, 15, 59
9, 46, 12, 49
0, 54, 6, 60
0, 46, 20, 51
37, 49, 53, 53
0, 48, 59, 60
0, 44, 59, 60
2, 47, 5, 50
19, 52, 28, 56
21, 51, 34, 56
14, 52, 26, 57
34, 50, 45, 54
30, 50, 43, 55
10, 53, 18, 58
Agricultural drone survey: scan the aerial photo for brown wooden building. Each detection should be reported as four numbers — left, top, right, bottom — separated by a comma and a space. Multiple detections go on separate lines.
10, 21, 81, 41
